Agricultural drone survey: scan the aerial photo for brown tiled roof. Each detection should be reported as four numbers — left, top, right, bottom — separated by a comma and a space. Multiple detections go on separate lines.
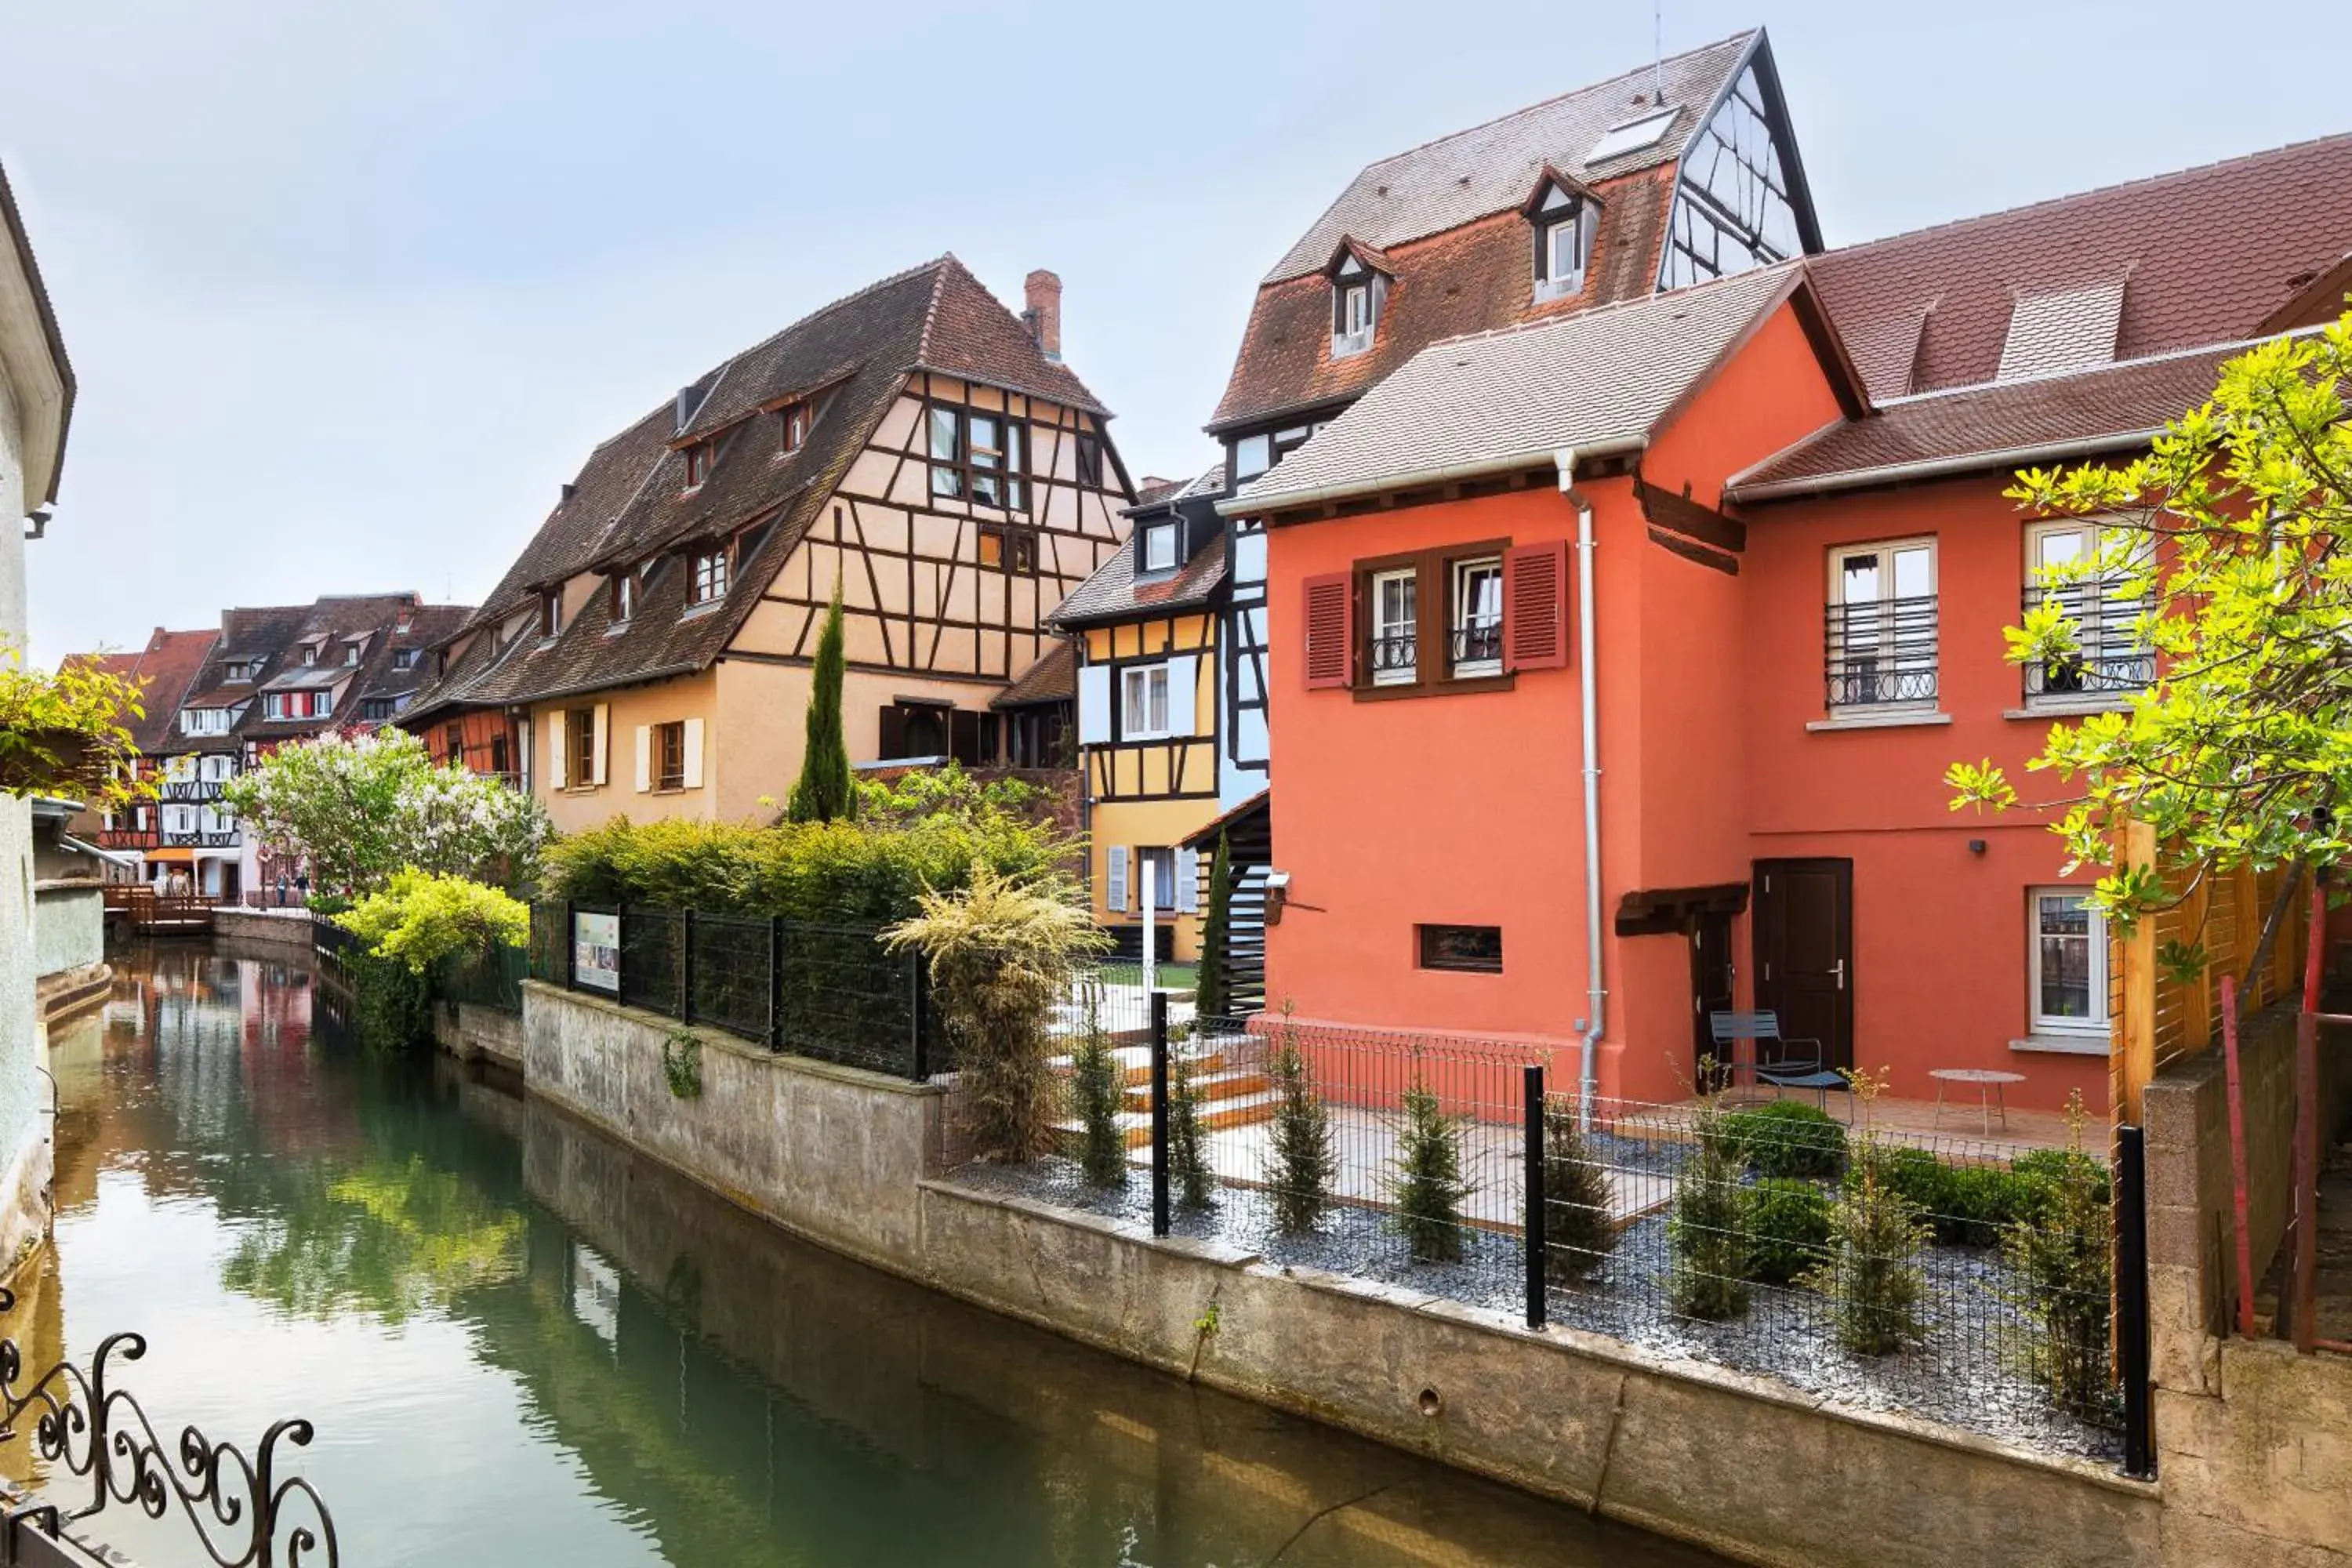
412, 256, 1102, 718
1811, 133, 2352, 401
1725, 338, 2266, 500
62, 630, 219, 756
993, 641, 1074, 710
1052, 464, 1229, 627
159, 595, 472, 750
0, 159, 73, 503
1210, 171, 1679, 433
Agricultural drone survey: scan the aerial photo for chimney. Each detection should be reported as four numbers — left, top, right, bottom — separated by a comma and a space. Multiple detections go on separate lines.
1024, 270, 1063, 363
673, 385, 702, 434
560, 481, 577, 503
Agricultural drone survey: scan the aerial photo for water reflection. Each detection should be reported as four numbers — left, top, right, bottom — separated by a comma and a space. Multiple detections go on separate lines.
24, 945, 1726, 1566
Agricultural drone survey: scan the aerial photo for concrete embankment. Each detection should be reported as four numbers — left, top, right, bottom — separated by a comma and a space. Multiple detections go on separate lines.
514, 979, 2174, 1568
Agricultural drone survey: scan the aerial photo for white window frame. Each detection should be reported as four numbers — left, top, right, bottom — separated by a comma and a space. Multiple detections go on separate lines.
1450, 556, 1504, 678
1141, 522, 1178, 574
2028, 887, 2108, 1036
691, 549, 729, 605
1120, 663, 1172, 741
1138, 847, 1179, 913
1232, 434, 1272, 481
1825, 536, 1938, 712
2024, 517, 2154, 709
1370, 567, 1417, 686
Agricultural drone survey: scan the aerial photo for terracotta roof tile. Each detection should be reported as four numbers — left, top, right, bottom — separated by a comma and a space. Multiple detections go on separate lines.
993, 641, 1074, 709
1812, 132, 2352, 401
61, 630, 218, 754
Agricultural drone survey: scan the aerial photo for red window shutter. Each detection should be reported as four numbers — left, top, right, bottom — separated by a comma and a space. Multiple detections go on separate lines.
1302, 572, 1355, 690
1504, 540, 1571, 670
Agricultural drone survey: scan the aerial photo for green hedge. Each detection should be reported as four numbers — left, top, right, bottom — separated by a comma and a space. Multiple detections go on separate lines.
543, 764, 1072, 924
1742, 1177, 1832, 1286
1708, 1101, 1848, 1178
1864, 1145, 2105, 1248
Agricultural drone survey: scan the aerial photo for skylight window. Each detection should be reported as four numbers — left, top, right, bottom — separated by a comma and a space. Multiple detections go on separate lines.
1586, 106, 1677, 165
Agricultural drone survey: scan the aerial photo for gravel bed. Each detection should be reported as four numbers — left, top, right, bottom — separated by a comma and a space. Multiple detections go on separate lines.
950, 1147, 2122, 1465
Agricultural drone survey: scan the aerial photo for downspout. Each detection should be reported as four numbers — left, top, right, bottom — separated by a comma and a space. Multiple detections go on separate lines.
1555, 448, 1606, 1129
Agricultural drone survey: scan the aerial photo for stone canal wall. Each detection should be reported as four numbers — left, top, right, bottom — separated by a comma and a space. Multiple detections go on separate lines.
518, 981, 2165, 1568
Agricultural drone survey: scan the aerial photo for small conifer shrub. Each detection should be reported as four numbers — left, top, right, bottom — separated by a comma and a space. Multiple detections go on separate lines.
1806, 1071, 1928, 1354
1266, 1004, 1335, 1234
1072, 983, 1128, 1188
1543, 1097, 1617, 1283
1169, 1048, 1215, 1210
1392, 1077, 1470, 1264
1669, 1092, 1752, 1319
2002, 1093, 2113, 1415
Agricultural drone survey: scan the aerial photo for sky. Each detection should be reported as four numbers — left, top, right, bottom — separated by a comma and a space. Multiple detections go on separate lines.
4, 0, 2343, 662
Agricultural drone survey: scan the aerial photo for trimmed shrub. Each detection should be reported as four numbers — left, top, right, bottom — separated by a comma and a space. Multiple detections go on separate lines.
1864, 1148, 2066, 1247
2004, 1100, 2114, 1416
1392, 1078, 1468, 1264
1071, 986, 1127, 1188
1670, 1098, 1751, 1319
1266, 1006, 1334, 1234
1810, 1141, 1929, 1354
1543, 1098, 1617, 1283
1742, 1177, 1832, 1286
1194, 831, 1232, 1019
2013, 1146, 2111, 1212
1169, 1049, 1214, 1210
1711, 1101, 1848, 1178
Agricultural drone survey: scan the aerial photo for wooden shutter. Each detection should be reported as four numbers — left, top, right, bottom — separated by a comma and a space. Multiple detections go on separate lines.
1076, 664, 1112, 744
1504, 540, 1571, 670
1302, 572, 1354, 689
681, 719, 704, 789
1175, 848, 1200, 914
591, 704, 611, 785
547, 711, 568, 789
1165, 655, 1200, 736
1106, 845, 1129, 912
633, 726, 652, 793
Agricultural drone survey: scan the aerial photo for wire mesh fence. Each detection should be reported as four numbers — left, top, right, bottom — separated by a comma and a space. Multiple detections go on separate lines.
1000, 1002, 2136, 1457
619, 907, 684, 1016
433, 943, 527, 1014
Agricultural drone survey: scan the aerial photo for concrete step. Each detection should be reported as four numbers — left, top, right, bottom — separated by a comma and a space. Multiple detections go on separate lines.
1055, 1086, 1283, 1150
1121, 1065, 1269, 1113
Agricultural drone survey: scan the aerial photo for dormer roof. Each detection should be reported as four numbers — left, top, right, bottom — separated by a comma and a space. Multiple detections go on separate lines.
1520, 165, 1604, 219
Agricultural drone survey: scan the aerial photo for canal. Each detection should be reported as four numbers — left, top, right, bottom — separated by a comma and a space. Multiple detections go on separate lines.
20, 944, 1730, 1566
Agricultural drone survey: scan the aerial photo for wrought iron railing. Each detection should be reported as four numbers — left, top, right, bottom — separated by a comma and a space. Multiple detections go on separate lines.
2020, 583, 2155, 699
0, 1288, 337, 1566
1368, 630, 1417, 683
1450, 619, 1502, 670
1824, 593, 1939, 709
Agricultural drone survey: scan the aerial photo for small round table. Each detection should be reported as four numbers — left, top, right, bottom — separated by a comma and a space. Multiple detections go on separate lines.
1929, 1069, 2027, 1134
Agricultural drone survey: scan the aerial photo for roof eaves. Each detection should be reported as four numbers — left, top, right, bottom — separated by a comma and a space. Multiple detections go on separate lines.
0, 163, 73, 504
1726, 426, 2165, 503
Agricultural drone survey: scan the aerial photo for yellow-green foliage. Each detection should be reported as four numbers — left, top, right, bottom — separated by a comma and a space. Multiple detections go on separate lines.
884, 867, 1109, 1162
336, 868, 530, 974
1, 643, 145, 809
545, 763, 1070, 922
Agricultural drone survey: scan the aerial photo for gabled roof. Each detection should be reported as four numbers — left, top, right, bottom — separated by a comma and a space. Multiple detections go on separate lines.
153, 595, 470, 750
1051, 463, 1229, 628
1229, 263, 1844, 514
993, 641, 1075, 710
410, 256, 1107, 719
1810, 132, 2352, 401
61, 629, 218, 755
1263, 31, 1760, 285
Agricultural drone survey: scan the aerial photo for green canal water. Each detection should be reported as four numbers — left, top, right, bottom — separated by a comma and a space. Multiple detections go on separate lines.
20, 945, 1729, 1566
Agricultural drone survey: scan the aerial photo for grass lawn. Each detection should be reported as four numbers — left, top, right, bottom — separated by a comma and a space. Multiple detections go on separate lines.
1097, 960, 1200, 992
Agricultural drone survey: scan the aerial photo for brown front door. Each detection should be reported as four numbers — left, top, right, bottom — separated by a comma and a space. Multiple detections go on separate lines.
1690, 909, 1737, 1083
1751, 858, 1853, 1073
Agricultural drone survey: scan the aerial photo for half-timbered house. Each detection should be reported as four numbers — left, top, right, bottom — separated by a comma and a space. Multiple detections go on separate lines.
405, 258, 1135, 829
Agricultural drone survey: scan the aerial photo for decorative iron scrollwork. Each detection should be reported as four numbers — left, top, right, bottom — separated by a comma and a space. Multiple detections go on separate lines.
0, 1288, 337, 1567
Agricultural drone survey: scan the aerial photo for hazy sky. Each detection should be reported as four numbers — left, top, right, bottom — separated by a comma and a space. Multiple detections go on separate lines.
5, 0, 2343, 660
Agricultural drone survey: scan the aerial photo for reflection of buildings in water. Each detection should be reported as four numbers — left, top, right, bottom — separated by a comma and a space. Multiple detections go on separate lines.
0, 1248, 69, 1492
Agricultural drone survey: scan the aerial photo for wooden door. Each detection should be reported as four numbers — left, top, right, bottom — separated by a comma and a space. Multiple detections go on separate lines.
1690, 910, 1737, 1083
1751, 858, 1853, 1072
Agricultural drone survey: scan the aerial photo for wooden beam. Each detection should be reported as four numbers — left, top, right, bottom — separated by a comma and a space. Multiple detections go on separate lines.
1646, 525, 1738, 576
1635, 474, 1746, 554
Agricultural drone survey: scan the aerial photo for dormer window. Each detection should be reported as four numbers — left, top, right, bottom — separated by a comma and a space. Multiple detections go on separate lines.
1327, 244, 1387, 360
684, 439, 718, 490
778, 401, 809, 455
391, 648, 420, 672
691, 546, 730, 606
610, 570, 637, 624
1526, 173, 1599, 303
1140, 521, 1179, 575
300, 645, 318, 666
541, 590, 563, 639
344, 642, 361, 666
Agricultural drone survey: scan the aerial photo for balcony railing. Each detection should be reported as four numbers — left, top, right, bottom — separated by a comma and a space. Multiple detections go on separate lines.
1824, 593, 1939, 709
96, 828, 159, 851
1369, 629, 1417, 684
1450, 619, 1502, 671
2020, 583, 2155, 699
157, 779, 227, 803
160, 829, 240, 849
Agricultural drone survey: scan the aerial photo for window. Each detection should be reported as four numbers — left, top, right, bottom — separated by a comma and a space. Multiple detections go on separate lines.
928, 405, 1029, 510
1076, 432, 1103, 488
691, 548, 730, 605
1450, 557, 1504, 676
179, 707, 230, 737
1121, 663, 1171, 739
391, 648, 420, 672
1825, 539, 1937, 710
2029, 889, 2107, 1033
223, 660, 259, 683
360, 698, 397, 722
541, 590, 563, 638
655, 721, 686, 790
300, 644, 318, 666
568, 709, 596, 787
1009, 530, 1037, 575
444, 723, 464, 757
1232, 434, 1272, 482
1140, 522, 1178, 574
343, 641, 362, 666
2024, 520, 2154, 703
1370, 567, 1417, 685
1330, 253, 1381, 359
779, 401, 808, 454
1533, 187, 1595, 303
1418, 924, 1503, 974
684, 440, 717, 489
610, 571, 637, 624
1138, 848, 1178, 913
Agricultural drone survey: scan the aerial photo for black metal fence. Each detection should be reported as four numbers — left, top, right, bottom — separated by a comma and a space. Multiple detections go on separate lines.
527, 902, 939, 1079
433, 943, 527, 1014
1039, 1001, 2153, 1470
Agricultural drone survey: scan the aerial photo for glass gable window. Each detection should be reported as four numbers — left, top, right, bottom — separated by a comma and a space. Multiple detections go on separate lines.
1232, 434, 1272, 482
2030, 889, 2107, 1033
1660, 64, 1806, 289
1450, 557, 1504, 676
1370, 567, 1417, 686
2024, 520, 2155, 703
1825, 539, 1936, 710
928, 407, 964, 499
929, 406, 1027, 510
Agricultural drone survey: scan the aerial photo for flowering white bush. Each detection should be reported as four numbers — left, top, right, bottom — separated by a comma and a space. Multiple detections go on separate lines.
223, 728, 550, 895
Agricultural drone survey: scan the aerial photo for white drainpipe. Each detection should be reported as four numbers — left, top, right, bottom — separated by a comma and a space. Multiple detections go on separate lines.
1555, 448, 1606, 1128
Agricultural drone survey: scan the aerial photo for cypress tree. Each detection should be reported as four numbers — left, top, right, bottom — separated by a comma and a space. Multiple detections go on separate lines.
1195, 830, 1232, 1018
787, 579, 853, 823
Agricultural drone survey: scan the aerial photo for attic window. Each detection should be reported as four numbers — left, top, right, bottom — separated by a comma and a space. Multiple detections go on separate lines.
343, 642, 361, 666
610, 571, 637, 624
541, 590, 563, 639
691, 547, 730, 605
392, 649, 420, 672
684, 439, 719, 490
1330, 252, 1383, 359
1076, 432, 1104, 489
1140, 521, 1179, 575
779, 401, 809, 455
300, 645, 318, 666
1532, 185, 1596, 303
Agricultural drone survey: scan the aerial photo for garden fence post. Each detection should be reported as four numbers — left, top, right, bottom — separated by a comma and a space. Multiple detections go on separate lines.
1524, 1063, 1546, 1331
1150, 989, 1170, 1239
2116, 1122, 2156, 1481
564, 900, 576, 990
615, 901, 626, 1000
768, 916, 785, 1053
680, 908, 695, 1023
909, 952, 931, 1082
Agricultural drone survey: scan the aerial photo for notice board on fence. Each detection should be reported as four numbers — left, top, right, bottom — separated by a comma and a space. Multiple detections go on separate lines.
573, 911, 620, 993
